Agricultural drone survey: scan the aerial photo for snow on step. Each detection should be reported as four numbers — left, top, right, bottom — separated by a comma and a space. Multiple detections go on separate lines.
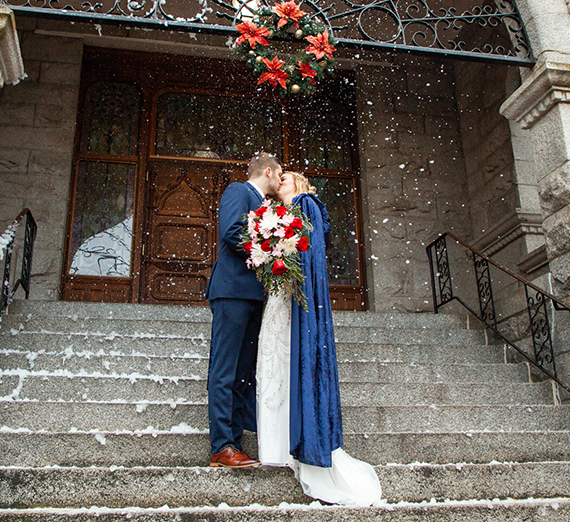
0, 499, 568, 522
1, 461, 570, 508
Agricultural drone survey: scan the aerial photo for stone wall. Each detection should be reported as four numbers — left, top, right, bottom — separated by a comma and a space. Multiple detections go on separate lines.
355, 55, 471, 313
0, 18, 82, 300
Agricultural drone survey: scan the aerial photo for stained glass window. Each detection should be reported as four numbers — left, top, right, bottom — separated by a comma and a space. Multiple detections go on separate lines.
69, 162, 136, 277
80, 82, 140, 156
300, 98, 353, 171
155, 92, 282, 160
309, 176, 359, 285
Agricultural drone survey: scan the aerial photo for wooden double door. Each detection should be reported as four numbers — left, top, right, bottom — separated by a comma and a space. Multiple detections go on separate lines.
61, 47, 366, 310
141, 160, 245, 305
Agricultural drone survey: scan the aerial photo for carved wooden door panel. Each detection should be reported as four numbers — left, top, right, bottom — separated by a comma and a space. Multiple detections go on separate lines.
140, 159, 221, 305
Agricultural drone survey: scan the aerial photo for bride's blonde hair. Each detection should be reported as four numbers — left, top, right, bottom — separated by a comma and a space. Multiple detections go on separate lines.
287, 171, 317, 196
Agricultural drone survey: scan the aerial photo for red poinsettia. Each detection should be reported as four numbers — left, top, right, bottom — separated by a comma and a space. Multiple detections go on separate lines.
305, 28, 336, 60
271, 0, 307, 29
258, 56, 289, 89
296, 61, 317, 82
236, 21, 270, 49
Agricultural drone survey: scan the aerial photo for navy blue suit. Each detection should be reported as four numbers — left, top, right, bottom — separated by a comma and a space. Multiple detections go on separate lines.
206, 182, 266, 454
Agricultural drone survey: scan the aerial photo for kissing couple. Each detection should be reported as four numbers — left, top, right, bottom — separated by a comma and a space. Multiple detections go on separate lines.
205, 152, 382, 507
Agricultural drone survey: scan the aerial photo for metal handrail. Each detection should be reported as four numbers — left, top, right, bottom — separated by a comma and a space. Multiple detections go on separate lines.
426, 231, 570, 394
1, 209, 37, 317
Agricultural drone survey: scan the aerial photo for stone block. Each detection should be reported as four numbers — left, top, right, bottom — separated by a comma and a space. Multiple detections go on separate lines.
0, 126, 75, 152
532, 105, 570, 177
40, 62, 82, 86
514, 159, 539, 188
0, 204, 27, 232
522, 11, 570, 57
0, 103, 35, 126
511, 130, 534, 163
34, 104, 66, 127
19, 59, 41, 83
28, 150, 73, 178
20, 32, 83, 64
1, 82, 79, 107
549, 250, 570, 299
406, 68, 455, 99
517, 183, 542, 213
0, 150, 29, 174
356, 67, 406, 95
537, 160, 570, 217
395, 93, 455, 117
543, 205, 570, 257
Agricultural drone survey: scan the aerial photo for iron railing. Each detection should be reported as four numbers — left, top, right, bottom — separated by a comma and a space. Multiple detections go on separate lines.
427, 231, 570, 394
1, 209, 37, 317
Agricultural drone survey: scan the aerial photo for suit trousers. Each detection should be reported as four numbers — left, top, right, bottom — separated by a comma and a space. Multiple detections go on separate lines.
208, 297, 264, 454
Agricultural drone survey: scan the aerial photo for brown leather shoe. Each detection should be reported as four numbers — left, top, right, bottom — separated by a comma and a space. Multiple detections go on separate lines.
210, 446, 261, 468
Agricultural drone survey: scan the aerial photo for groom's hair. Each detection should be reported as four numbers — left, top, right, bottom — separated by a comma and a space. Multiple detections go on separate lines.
248, 152, 280, 179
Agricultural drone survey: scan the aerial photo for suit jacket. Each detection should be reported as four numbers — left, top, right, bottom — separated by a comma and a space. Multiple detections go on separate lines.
205, 182, 266, 302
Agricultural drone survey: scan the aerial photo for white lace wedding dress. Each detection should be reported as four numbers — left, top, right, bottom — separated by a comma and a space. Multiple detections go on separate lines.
256, 292, 382, 507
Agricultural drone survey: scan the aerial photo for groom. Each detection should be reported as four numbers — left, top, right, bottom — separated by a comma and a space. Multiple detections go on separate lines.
205, 152, 282, 468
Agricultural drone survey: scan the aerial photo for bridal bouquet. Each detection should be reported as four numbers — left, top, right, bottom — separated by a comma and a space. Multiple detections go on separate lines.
239, 199, 313, 309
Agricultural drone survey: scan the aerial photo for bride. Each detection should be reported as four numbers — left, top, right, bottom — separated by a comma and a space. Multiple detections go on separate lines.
256, 171, 382, 507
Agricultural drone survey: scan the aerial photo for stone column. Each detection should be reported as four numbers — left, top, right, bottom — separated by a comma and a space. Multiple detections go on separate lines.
500, 0, 570, 302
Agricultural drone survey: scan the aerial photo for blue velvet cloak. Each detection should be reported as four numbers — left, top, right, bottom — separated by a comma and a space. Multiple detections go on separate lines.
289, 193, 343, 468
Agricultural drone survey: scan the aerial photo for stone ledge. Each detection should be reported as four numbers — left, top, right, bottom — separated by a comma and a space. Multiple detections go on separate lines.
471, 210, 544, 257
518, 244, 549, 275
500, 60, 570, 129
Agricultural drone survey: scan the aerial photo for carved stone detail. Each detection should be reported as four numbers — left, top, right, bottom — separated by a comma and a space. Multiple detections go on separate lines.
500, 61, 570, 129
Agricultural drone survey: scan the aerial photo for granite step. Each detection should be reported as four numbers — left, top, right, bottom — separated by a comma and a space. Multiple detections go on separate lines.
1, 461, 569, 508
5, 299, 468, 330
0, 332, 505, 365
0, 350, 530, 383
0, 317, 487, 347
0, 373, 554, 406
0, 500, 568, 522
2, 430, 570, 468
2, 402, 569, 433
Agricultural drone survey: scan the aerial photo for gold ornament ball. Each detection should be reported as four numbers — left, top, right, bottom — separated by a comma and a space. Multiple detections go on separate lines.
294, 29, 303, 39
255, 55, 263, 63
291, 84, 301, 94
249, 50, 255, 55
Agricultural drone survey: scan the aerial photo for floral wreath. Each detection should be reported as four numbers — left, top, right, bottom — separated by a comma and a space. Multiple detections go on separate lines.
232, 0, 336, 95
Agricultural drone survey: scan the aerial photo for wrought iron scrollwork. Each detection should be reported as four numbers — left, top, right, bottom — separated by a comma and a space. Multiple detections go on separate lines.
1, 209, 37, 316
426, 231, 570, 394
525, 287, 556, 373
473, 253, 496, 328
327, 0, 532, 61
427, 233, 453, 313
4, 0, 534, 65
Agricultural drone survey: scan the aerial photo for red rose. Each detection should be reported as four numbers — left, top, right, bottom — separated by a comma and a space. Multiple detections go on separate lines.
291, 218, 303, 230
272, 260, 288, 275
276, 206, 287, 218
255, 206, 268, 217
284, 227, 295, 239
255, 222, 261, 232
261, 240, 272, 252
243, 241, 253, 254
296, 236, 309, 252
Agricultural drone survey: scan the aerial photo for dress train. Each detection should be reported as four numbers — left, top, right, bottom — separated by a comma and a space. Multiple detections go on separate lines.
257, 292, 382, 507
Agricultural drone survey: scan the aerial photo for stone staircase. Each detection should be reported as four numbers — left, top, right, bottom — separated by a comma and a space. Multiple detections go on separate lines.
0, 299, 569, 520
